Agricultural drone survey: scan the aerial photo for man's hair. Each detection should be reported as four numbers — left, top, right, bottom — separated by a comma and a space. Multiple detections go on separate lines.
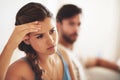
56, 4, 82, 23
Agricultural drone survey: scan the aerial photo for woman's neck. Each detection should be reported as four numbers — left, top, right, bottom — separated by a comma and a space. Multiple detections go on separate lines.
38, 53, 59, 80
38, 53, 56, 65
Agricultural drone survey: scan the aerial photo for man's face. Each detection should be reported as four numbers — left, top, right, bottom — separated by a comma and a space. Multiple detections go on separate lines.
59, 14, 81, 44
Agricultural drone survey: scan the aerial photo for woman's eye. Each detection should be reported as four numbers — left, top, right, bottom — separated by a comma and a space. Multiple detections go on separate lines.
49, 29, 55, 34
36, 35, 43, 39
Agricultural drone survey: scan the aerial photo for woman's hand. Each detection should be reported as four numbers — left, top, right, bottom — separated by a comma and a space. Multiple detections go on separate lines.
0, 21, 41, 80
8, 21, 41, 49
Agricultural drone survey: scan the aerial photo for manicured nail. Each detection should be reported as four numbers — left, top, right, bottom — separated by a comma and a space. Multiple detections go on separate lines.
34, 21, 39, 24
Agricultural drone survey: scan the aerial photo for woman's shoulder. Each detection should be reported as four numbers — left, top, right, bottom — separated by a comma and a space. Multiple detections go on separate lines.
58, 47, 76, 80
58, 47, 71, 66
5, 57, 34, 80
8, 57, 31, 70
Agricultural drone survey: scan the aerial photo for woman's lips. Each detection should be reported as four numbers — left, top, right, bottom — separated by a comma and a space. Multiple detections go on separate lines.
47, 45, 55, 50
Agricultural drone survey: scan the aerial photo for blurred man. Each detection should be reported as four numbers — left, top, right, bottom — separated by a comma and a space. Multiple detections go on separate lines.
56, 4, 86, 80
56, 3, 120, 80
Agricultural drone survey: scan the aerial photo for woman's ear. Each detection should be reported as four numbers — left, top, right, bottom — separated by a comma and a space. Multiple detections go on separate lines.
23, 35, 30, 45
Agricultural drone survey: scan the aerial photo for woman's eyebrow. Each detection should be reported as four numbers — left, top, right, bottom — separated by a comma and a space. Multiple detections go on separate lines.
34, 33, 44, 36
33, 27, 55, 36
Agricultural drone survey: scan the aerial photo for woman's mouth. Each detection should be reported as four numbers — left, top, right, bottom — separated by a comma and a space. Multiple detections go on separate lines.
47, 45, 55, 50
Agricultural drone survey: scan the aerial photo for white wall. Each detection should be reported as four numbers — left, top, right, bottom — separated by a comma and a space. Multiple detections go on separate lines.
0, 0, 120, 63
116, 0, 120, 57
72, 0, 120, 62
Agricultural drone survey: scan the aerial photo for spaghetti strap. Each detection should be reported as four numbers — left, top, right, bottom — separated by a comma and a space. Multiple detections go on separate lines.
57, 50, 71, 80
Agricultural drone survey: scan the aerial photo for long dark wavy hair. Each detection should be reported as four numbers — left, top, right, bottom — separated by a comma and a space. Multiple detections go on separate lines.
15, 2, 52, 80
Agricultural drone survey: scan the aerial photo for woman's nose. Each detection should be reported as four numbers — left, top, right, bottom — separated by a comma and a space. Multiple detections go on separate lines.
46, 35, 54, 45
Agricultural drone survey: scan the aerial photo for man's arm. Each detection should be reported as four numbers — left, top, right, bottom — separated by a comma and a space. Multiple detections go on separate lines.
85, 58, 120, 72
96, 58, 120, 72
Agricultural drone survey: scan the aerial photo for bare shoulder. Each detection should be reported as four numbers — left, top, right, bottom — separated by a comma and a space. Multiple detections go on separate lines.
58, 46, 76, 80
58, 47, 71, 65
5, 57, 34, 80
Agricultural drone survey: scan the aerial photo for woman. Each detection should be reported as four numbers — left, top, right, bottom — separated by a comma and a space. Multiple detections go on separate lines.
0, 2, 75, 80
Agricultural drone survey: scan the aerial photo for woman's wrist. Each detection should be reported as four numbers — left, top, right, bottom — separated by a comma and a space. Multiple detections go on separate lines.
2, 41, 17, 56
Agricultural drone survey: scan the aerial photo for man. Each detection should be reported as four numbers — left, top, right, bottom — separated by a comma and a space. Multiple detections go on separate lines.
56, 4, 86, 80
56, 4, 120, 80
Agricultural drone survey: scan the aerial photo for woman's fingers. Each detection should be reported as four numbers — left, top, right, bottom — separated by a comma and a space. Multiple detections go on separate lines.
13, 21, 42, 37
6, 21, 41, 49
16, 21, 40, 31
22, 27, 41, 34
15, 22, 41, 34
30, 21, 39, 25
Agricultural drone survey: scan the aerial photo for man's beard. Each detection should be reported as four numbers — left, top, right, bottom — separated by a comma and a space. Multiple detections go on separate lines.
62, 31, 78, 44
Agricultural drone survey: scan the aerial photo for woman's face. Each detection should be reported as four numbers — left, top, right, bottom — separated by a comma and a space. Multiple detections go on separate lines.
28, 18, 58, 56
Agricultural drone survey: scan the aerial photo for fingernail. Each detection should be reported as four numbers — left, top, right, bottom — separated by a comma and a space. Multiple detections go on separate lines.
37, 28, 41, 30
34, 21, 39, 24
34, 29, 39, 32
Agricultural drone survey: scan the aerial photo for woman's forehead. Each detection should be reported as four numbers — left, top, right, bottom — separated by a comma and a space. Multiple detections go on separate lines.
31, 18, 55, 35
39, 18, 55, 30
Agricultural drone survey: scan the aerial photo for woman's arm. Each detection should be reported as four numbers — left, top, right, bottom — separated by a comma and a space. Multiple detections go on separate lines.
0, 41, 17, 80
0, 21, 41, 80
